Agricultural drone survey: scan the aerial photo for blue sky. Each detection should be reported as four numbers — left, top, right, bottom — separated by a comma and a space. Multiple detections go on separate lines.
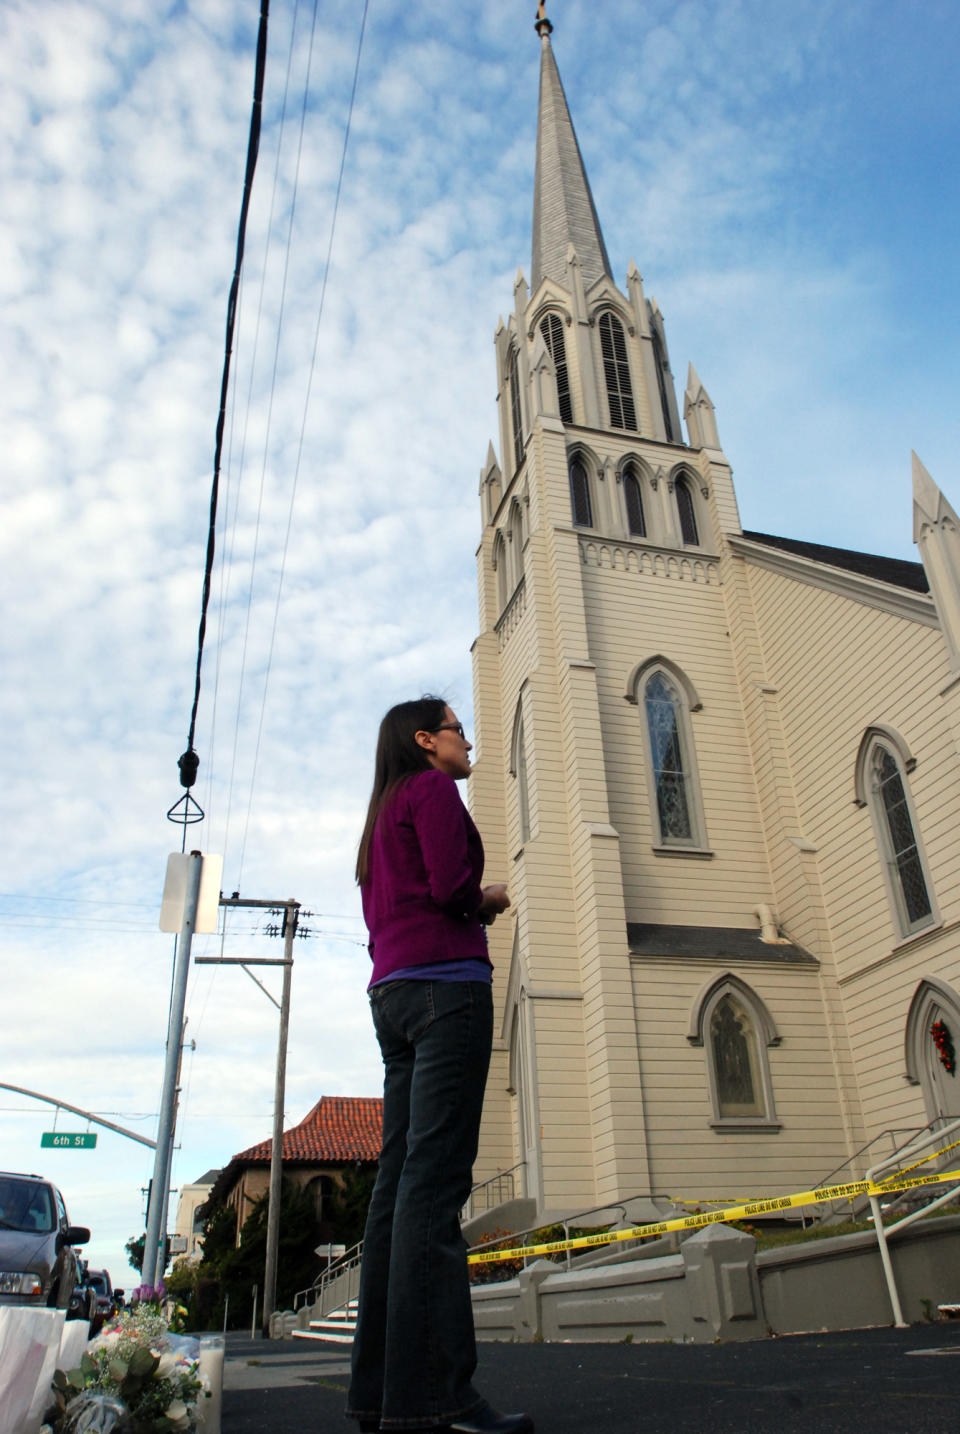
1, 0, 957, 1288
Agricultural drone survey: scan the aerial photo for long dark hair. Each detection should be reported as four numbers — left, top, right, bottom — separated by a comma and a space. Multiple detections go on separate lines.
355, 695, 448, 885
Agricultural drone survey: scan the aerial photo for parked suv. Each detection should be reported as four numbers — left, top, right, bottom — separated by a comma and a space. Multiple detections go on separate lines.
0, 1171, 90, 1310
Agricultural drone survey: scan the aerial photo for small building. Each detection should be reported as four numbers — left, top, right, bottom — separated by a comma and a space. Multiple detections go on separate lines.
173, 1168, 220, 1262
208, 1096, 382, 1243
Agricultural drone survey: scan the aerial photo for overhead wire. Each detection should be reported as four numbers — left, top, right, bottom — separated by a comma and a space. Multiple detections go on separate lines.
235, 0, 372, 885
170, 0, 270, 825
215, 0, 307, 878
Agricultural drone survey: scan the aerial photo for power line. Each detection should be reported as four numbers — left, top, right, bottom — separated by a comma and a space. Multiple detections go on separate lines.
235, 0, 371, 886
167, 0, 271, 830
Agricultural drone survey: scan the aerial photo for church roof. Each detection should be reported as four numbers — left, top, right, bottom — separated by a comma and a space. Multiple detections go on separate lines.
628, 923, 817, 965
233, 1096, 383, 1167
531, 15, 612, 292
741, 530, 929, 595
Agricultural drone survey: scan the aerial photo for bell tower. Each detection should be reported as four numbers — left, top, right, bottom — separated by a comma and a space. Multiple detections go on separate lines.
467, 9, 828, 1220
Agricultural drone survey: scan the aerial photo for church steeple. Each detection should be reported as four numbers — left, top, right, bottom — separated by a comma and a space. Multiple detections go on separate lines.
531, 6, 613, 293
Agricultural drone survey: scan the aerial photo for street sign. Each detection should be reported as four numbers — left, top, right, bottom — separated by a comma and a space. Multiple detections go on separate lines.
41, 1132, 97, 1149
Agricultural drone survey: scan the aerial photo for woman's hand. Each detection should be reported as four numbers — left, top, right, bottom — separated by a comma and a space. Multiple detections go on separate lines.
479, 883, 511, 925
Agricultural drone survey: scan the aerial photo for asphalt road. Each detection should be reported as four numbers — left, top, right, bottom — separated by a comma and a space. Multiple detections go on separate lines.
221, 1323, 960, 1434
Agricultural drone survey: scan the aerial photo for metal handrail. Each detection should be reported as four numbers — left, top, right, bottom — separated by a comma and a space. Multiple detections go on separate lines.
293, 1238, 364, 1313
866, 1113, 960, 1327
461, 1162, 526, 1221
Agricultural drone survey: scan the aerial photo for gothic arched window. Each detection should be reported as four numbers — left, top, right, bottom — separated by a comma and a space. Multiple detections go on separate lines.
539, 313, 573, 424
493, 531, 509, 613
511, 704, 532, 846
689, 976, 780, 1130
569, 457, 593, 528
651, 325, 676, 443
507, 346, 524, 471
622, 463, 646, 537
644, 669, 700, 845
675, 476, 699, 545
857, 732, 935, 937
598, 312, 637, 431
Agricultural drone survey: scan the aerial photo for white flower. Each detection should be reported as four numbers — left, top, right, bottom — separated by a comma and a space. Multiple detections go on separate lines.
155, 1351, 179, 1378
164, 1399, 189, 1428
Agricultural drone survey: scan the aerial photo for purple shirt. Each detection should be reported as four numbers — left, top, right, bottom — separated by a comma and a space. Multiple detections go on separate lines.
362, 768, 492, 987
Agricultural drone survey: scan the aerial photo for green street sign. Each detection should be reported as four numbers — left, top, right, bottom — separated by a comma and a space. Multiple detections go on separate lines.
41, 1132, 98, 1150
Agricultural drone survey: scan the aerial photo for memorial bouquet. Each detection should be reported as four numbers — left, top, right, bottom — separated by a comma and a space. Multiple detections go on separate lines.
44, 1299, 204, 1434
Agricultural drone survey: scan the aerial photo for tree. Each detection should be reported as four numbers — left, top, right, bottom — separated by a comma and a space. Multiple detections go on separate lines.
193, 1179, 323, 1330
125, 1233, 169, 1277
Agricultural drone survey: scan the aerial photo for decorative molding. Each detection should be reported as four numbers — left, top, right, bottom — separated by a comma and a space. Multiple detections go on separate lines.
728, 534, 939, 628
579, 539, 719, 585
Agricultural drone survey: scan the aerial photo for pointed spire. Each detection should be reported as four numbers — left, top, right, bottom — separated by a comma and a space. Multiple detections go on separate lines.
912, 451, 947, 536
531, 13, 612, 293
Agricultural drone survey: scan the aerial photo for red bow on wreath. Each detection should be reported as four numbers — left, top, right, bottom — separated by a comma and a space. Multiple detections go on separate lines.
931, 1020, 956, 1076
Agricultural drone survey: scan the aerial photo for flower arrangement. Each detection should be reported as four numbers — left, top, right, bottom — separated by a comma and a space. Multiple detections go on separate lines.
931, 1020, 956, 1076
44, 1300, 205, 1434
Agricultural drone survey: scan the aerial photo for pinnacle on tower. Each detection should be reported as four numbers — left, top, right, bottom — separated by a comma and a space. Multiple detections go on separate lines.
531, 8, 612, 293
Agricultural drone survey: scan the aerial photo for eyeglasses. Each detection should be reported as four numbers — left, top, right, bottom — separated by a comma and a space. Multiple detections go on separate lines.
433, 722, 466, 739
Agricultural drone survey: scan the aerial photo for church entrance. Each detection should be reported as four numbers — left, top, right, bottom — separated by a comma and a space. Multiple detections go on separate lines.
906, 979, 960, 1124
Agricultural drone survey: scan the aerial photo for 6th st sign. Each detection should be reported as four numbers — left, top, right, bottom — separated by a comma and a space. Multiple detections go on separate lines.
40, 1132, 98, 1149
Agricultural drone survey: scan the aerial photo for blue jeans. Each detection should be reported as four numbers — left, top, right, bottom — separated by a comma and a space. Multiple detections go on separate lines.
347, 980, 493, 1430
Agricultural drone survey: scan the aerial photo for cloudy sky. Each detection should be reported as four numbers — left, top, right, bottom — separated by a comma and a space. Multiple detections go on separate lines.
2, 0, 957, 1291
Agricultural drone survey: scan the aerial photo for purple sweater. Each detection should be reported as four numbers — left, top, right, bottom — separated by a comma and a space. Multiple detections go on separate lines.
362, 768, 492, 986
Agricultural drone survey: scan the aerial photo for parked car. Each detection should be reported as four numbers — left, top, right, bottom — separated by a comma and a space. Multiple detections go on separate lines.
0, 1170, 90, 1311
86, 1268, 123, 1333
66, 1258, 99, 1330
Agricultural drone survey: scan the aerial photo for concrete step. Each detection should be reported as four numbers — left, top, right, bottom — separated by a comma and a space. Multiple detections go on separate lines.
292, 1299, 358, 1345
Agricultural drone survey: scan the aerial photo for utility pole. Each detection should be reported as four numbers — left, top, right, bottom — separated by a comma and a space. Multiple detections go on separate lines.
143, 850, 203, 1290
196, 894, 299, 1337
262, 902, 296, 1334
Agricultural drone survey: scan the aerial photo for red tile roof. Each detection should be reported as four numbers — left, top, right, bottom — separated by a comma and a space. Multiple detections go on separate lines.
234, 1096, 383, 1166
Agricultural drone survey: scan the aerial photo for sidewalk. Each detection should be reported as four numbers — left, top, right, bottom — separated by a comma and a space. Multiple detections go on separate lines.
222, 1323, 960, 1434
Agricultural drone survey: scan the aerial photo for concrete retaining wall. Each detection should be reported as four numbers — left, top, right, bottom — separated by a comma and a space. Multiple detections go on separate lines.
471, 1214, 960, 1342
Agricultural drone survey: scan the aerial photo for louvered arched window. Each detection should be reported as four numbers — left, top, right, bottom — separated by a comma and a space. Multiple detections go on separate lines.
675, 476, 699, 546
651, 325, 676, 443
506, 347, 524, 470
598, 312, 637, 431
539, 313, 573, 424
623, 463, 645, 537
569, 457, 592, 528
493, 531, 509, 613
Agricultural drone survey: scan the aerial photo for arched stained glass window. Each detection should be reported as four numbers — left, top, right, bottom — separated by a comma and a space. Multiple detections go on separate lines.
515, 717, 531, 844
644, 671, 693, 843
872, 743, 932, 931
710, 995, 764, 1118
507, 347, 523, 470
598, 312, 637, 431
569, 458, 592, 528
623, 463, 645, 537
539, 313, 573, 424
675, 476, 699, 546
689, 975, 780, 1129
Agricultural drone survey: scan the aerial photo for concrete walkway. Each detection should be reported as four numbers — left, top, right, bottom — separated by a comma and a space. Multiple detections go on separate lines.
222, 1323, 960, 1434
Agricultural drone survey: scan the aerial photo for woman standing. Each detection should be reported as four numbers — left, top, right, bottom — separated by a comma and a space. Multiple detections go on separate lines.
347, 697, 532, 1434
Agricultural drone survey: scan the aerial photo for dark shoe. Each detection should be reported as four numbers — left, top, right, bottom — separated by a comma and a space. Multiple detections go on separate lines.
449, 1404, 533, 1434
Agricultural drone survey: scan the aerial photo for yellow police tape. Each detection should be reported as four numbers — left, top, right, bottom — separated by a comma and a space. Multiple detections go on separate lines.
466, 1165, 960, 1265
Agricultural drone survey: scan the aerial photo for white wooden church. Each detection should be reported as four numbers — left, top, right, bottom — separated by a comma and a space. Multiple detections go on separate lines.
468, 7, 960, 1219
